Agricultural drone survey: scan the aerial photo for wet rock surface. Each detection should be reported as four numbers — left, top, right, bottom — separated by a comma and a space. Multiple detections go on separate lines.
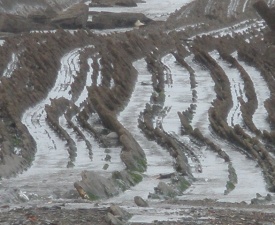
1, 0, 275, 224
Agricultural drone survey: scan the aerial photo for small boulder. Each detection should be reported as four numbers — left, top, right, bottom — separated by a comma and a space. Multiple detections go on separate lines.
265, 193, 272, 201
105, 212, 124, 225
155, 181, 177, 198
134, 196, 149, 207
109, 204, 132, 220
107, 132, 119, 139
74, 171, 119, 200
105, 154, 111, 161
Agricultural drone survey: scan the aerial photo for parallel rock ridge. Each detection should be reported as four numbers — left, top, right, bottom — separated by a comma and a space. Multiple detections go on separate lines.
0, 0, 275, 223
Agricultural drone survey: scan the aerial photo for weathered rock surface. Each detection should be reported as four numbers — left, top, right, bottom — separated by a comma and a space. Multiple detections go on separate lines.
51, 3, 89, 29
134, 196, 149, 207
74, 170, 143, 200
74, 171, 119, 200
105, 212, 124, 225
155, 181, 178, 198
112, 170, 143, 188
109, 204, 132, 221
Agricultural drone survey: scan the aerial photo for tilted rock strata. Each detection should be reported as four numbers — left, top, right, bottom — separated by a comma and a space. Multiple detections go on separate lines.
51, 3, 89, 29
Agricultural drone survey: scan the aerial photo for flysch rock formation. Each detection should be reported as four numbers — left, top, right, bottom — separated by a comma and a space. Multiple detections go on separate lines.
1, 0, 275, 224
0, 0, 153, 32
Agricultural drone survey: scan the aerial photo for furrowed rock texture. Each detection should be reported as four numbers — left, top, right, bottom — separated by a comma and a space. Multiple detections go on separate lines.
2, 0, 275, 206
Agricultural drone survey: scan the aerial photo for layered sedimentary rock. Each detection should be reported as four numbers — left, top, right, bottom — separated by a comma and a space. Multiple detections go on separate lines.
51, 3, 88, 29
253, 0, 275, 31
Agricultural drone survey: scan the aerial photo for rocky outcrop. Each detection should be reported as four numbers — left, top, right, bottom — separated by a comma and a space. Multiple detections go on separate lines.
87, 12, 152, 29
109, 204, 132, 220
90, 0, 138, 7
74, 170, 143, 200
106, 204, 132, 225
90, 96, 146, 172
74, 171, 119, 200
51, 3, 88, 29
105, 213, 124, 225
155, 182, 178, 198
